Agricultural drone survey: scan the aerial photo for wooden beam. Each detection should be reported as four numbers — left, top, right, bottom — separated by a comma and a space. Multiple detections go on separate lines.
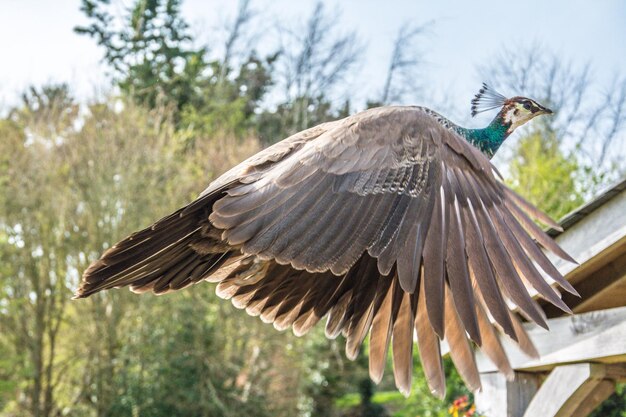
572, 272, 626, 314
476, 306, 626, 373
549, 187, 626, 280
522, 187, 626, 315
542, 242, 626, 318
605, 363, 626, 381
523, 363, 606, 417
570, 380, 616, 417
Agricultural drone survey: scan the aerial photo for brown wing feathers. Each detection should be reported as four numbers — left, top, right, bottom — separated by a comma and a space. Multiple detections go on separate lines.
444, 285, 481, 391
76, 106, 577, 397
416, 271, 446, 397
75, 186, 235, 298
392, 290, 416, 395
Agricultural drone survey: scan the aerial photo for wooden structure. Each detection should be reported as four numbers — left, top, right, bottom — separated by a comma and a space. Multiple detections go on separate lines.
474, 178, 626, 417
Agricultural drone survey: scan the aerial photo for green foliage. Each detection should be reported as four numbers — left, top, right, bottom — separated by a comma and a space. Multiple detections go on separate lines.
0, 89, 273, 416
179, 54, 277, 142
332, 354, 470, 417
75, 0, 206, 112
507, 130, 585, 220
381, 358, 469, 417
95, 294, 274, 417
75, 0, 276, 136
590, 383, 626, 417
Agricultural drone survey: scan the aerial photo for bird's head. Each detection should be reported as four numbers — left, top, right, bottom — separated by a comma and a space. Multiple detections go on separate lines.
500, 96, 553, 132
471, 83, 553, 134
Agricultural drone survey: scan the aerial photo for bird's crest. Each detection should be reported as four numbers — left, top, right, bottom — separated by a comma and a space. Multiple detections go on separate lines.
471, 83, 508, 117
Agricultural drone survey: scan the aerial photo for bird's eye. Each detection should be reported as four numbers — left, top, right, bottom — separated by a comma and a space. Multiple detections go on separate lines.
523, 102, 531, 110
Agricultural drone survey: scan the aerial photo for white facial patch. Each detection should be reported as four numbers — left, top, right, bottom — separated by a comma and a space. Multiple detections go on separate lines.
503, 103, 536, 133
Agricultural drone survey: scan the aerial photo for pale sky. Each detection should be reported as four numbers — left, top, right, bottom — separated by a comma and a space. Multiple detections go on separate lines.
1, 0, 625, 120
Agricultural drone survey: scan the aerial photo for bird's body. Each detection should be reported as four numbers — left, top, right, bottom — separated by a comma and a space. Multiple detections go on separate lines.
76, 85, 574, 397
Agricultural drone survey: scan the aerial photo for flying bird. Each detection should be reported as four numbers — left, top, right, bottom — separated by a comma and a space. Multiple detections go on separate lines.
75, 84, 577, 397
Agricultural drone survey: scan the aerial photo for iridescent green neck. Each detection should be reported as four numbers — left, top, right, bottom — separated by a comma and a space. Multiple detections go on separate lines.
457, 113, 511, 158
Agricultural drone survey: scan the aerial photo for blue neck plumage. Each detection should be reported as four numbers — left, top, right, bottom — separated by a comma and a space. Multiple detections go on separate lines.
456, 113, 512, 159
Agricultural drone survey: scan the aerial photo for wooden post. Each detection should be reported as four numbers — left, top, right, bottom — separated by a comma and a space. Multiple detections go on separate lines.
474, 371, 539, 417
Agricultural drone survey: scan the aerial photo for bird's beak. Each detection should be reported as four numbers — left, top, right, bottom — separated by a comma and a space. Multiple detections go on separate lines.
540, 105, 553, 115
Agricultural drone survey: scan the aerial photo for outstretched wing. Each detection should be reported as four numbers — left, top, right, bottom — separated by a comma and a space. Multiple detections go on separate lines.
76, 106, 577, 397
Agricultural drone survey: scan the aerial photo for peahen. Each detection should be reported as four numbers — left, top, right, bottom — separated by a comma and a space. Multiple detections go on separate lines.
75, 84, 577, 397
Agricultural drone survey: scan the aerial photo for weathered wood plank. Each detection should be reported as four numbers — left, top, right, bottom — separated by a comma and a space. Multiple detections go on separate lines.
542, 250, 626, 317
520, 185, 626, 314
549, 185, 626, 280
476, 306, 626, 373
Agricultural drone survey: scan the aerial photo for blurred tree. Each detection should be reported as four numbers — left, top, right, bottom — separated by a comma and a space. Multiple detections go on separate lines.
0, 84, 78, 417
300, 336, 367, 417
0, 85, 291, 416
178, 52, 276, 143
482, 44, 626, 171
480, 44, 625, 218
176, 0, 278, 141
508, 131, 584, 219
256, 2, 361, 142
379, 22, 431, 106
75, 0, 207, 112
75, 0, 277, 138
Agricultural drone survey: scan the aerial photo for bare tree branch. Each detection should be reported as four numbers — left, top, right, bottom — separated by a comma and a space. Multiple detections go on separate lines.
380, 21, 431, 104
480, 44, 626, 167
220, 0, 255, 80
599, 76, 626, 164
259, 2, 363, 136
